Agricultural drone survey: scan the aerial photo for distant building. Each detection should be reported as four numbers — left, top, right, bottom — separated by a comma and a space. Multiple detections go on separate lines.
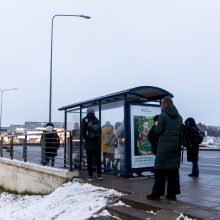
24, 121, 63, 132
8, 125, 25, 134
7, 122, 63, 134
4, 122, 64, 144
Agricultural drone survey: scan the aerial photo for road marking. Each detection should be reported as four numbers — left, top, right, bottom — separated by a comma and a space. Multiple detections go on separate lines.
200, 157, 219, 159
183, 162, 220, 167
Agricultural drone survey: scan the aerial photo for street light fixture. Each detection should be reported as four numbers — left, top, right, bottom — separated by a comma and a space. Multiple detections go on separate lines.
49, 14, 91, 123
0, 88, 19, 134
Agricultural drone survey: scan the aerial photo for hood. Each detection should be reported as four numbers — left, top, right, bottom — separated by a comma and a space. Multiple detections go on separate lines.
102, 122, 114, 128
185, 117, 196, 128
163, 105, 179, 118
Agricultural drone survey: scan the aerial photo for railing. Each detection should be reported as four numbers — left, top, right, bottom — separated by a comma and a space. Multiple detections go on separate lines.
0, 131, 126, 175
0, 131, 74, 171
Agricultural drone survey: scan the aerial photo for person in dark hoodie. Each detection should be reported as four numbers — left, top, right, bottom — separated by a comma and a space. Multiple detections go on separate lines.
81, 108, 103, 181
147, 97, 183, 201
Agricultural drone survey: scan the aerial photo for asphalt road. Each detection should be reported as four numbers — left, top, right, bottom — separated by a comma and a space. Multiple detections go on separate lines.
2, 146, 220, 176
1, 145, 66, 168
180, 149, 220, 176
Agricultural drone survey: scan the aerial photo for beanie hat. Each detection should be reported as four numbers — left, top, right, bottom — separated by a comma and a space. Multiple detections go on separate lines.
46, 122, 54, 127
87, 108, 95, 114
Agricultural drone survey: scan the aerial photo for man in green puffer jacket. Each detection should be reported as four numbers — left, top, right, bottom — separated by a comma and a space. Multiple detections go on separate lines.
147, 96, 183, 201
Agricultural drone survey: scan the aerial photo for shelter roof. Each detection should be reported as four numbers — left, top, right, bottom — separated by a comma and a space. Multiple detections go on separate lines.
58, 86, 173, 111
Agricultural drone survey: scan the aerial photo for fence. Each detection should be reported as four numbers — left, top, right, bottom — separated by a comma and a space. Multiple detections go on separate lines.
0, 131, 74, 171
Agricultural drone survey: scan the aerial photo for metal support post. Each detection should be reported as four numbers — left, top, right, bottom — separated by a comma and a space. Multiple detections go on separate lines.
23, 135, 27, 162
10, 137, 13, 160
0, 136, 3, 157
69, 131, 73, 171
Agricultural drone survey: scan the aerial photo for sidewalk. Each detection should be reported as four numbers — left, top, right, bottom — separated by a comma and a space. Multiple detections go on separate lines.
79, 170, 220, 219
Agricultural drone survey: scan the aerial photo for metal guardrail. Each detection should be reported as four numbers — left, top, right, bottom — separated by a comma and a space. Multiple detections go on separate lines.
0, 131, 126, 175
0, 131, 74, 171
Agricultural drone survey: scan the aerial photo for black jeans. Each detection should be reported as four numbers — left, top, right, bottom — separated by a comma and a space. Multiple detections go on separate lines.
151, 168, 180, 196
86, 150, 102, 177
45, 157, 55, 167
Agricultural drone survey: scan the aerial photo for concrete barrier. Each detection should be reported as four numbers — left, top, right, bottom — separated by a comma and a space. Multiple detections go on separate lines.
0, 158, 78, 194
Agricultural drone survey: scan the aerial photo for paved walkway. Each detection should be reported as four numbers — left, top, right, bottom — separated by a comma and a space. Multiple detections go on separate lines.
79, 169, 220, 219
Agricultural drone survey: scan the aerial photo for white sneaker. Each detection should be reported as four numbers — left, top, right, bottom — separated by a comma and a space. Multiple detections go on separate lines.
97, 174, 103, 180
87, 176, 94, 181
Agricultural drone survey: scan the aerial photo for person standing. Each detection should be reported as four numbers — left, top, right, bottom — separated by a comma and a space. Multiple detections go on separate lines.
148, 115, 159, 156
101, 121, 115, 172
81, 108, 103, 181
184, 117, 201, 177
41, 123, 60, 167
147, 97, 182, 201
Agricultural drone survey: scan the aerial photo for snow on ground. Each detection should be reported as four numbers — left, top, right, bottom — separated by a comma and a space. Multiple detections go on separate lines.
203, 136, 220, 146
0, 179, 122, 220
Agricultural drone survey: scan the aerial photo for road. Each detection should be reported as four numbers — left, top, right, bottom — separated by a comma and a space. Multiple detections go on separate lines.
1, 145, 67, 168
180, 149, 220, 176
2, 146, 220, 176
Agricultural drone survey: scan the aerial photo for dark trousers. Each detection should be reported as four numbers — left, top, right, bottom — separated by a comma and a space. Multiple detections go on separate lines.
86, 150, 102, 177
192, 161, 199, 174
151, 168, 180, 196
44, 156, 55, 167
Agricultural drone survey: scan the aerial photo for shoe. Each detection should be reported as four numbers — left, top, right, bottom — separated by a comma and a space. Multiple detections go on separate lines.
146, 194, 160, 200
97, 174, 103, 180
166, 194, 176, 201
87, 176, 94, 181
188, 173, 199, 177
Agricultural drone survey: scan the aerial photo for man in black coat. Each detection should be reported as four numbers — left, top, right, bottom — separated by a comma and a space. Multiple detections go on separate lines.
147, 97, 182, 201
81, 108, 103, 181
185, 117, 200, 177
41, 123, 60, 167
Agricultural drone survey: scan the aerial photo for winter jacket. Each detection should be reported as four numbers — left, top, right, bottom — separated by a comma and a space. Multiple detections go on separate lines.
81, 113, 100, 152
41, 131, 60, 157
101, 124, 114, 153
186, 127, 200, 162
148, 124, 159, 155
154, 105, 183, 169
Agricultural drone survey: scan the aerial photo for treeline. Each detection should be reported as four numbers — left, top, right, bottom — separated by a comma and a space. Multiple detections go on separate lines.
197, 123, 220, 137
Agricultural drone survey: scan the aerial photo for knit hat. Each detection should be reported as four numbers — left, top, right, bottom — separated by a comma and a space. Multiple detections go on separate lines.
87, 108, 95, 114
45, 122, 54, 128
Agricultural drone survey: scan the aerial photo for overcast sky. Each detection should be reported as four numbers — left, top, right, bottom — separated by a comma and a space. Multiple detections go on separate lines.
0, 0, 219, 127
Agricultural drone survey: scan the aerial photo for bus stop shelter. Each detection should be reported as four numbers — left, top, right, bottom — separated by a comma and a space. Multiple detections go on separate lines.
58, 86, 173, 177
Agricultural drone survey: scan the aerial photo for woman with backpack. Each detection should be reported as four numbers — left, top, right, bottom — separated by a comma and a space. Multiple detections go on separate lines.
184, 117, 203, 177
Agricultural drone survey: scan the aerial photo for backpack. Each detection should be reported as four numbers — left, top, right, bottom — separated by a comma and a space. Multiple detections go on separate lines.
86, 118, 100, 139
192, 127, 205, 145
181, 124, 204, 147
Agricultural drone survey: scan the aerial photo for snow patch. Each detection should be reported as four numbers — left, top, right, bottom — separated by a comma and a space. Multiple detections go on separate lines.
176, 213, 197, 220
0, 179, 122, 220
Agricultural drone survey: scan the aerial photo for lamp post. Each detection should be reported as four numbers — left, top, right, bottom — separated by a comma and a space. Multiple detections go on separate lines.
0, 88, 19, 134
49, 14, 91, 123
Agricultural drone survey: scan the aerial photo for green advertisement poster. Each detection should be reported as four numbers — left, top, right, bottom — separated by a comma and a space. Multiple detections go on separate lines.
130, 105, 161, 169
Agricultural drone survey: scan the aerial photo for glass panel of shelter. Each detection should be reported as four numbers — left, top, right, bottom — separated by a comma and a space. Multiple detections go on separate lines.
66, 110, 81, 169
66, 102, 126, 176
101, 101, 125, 176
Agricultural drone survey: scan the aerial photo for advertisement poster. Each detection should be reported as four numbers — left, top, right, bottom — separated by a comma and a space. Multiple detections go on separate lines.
130, 105, 161, 169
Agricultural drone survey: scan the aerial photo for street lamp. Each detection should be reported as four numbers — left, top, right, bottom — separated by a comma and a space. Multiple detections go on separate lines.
0, 88, 19, 134
49, 14, 91, 122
